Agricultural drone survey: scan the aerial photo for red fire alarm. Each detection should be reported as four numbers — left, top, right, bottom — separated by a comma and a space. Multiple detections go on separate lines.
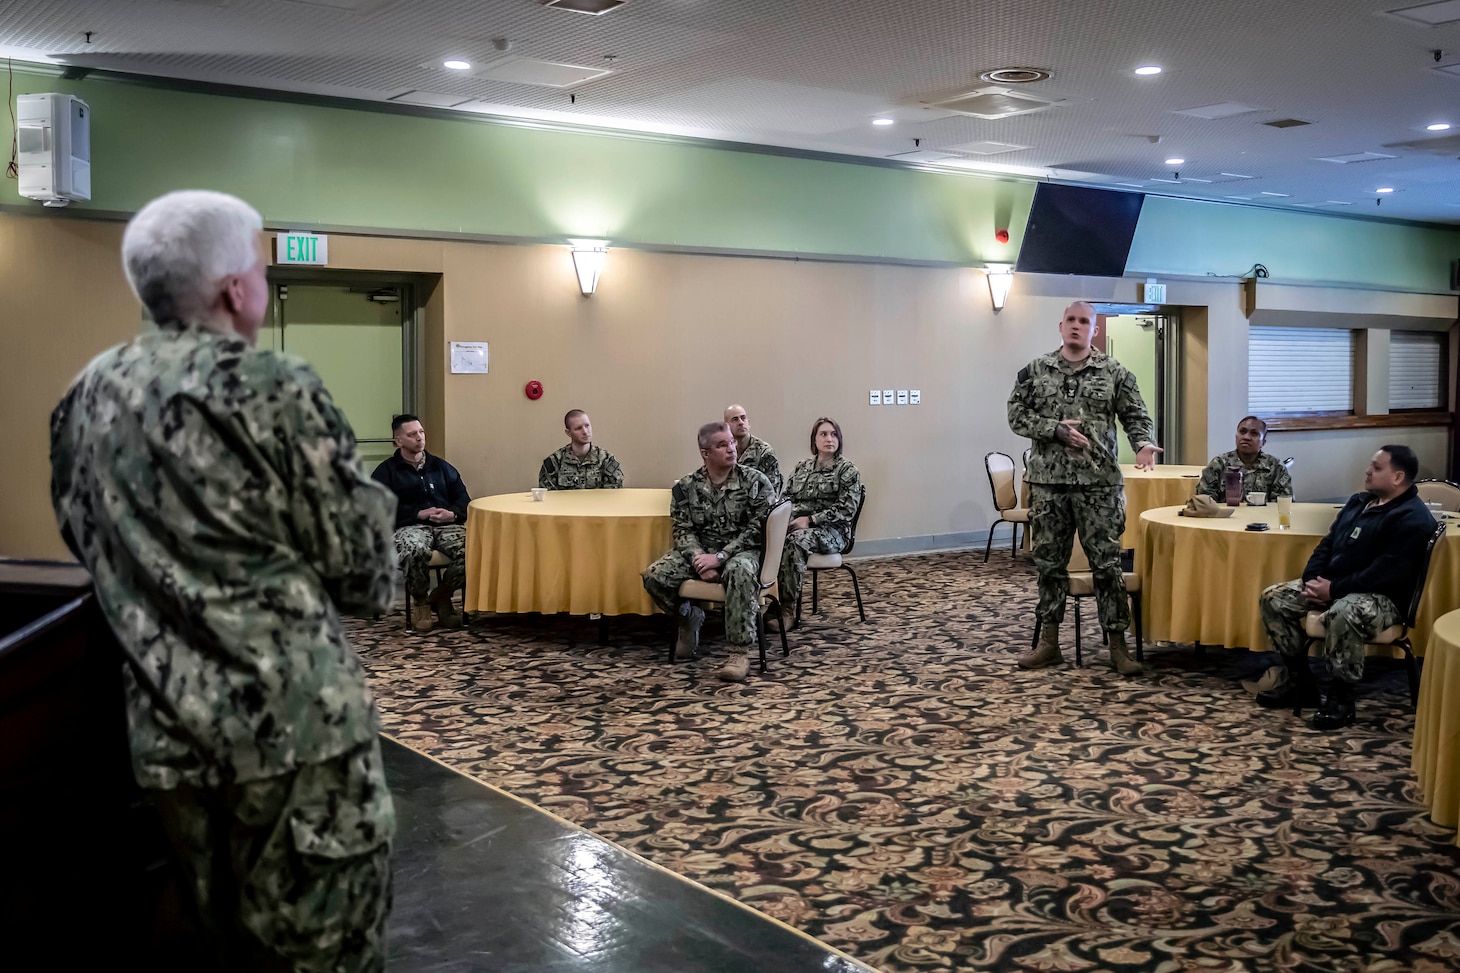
524, 380, 544, 400
995, 229, 1010, 244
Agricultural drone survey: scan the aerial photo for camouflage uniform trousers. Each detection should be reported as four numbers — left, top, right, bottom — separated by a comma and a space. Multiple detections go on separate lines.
393, 525, 465, 598
151, 738, 395, 973
778, 526, 847, 611
1259, 580, 1402, 683
1030, 484, 1131, 631
642, 550, 763, 647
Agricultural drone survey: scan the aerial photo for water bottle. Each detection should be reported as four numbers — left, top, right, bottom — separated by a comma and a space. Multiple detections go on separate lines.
1223, 466, 1243, 507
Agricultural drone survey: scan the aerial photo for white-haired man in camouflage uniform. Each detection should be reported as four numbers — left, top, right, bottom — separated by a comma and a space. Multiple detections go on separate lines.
1008, 301, 1161, 676
51, 190, 396, 972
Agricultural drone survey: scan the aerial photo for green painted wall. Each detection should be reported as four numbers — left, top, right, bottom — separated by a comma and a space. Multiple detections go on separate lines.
6, 68, 1459, 288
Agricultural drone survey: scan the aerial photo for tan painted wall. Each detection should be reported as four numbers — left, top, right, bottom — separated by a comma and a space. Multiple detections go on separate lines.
4, 215, 1453, 560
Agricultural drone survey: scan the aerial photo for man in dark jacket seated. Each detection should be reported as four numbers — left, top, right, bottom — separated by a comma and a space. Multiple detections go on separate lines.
1257, 444, 1436, 729
371, 414, 472, 631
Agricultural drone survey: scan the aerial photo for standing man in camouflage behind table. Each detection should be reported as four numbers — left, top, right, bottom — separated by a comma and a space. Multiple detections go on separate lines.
725, 402, 782, 494
1008, 301, 1162, 676
50, 190, 397, 971
538, 408, 625, 490
1196, 415, 1293, 503
642, 421, 776, 682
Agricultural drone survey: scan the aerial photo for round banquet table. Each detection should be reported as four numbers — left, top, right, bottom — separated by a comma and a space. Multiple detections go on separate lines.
1119, 464, 1205, 548
464, 488, 672, 616
1414, 610, 1460, 844
1136, 502, 1460, 655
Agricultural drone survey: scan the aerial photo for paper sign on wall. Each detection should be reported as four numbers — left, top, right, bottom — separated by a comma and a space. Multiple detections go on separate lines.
450, 342, 489, 374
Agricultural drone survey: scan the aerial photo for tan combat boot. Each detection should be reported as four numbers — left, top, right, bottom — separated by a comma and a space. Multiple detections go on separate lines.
1108, 631, 1143, 676
1018, 623, 1063, 669
410, 601, 434, 633
675, 602, 705, 660
716, 647, 750, 682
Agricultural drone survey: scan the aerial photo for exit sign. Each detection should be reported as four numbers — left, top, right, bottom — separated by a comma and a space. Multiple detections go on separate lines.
276, 232, 328, 265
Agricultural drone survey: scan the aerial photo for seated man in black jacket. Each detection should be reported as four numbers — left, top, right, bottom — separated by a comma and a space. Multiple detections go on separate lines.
1257, 444, 1436, 729
371, 414, 472, 631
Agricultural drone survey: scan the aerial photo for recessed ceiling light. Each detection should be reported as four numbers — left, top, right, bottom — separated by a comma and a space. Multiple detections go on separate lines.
443, 59, 471, 70
872, 117, 895, 126
1164, 157, 1185, 165
1428, 122, 1452, 131
1134, 65, 1162, 76
1376, 186, 1395, 193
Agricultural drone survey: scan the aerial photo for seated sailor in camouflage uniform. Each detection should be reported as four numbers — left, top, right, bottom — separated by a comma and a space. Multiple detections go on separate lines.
370, 414, 472, 632
778, 417, 863, 624
1197, 415, 1293, 502
1008, 301, 1162, 676
1257, 445, 1436, 730
725, 402, 782, 494
538, 409, 625, 490
50, 190, 397, 972
642, 422, 775, 682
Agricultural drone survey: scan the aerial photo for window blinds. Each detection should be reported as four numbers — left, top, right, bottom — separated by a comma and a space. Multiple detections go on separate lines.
1249, 326, 1354, 414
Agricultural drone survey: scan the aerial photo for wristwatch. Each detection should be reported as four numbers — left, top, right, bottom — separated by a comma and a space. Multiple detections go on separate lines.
715, 551, 728, 563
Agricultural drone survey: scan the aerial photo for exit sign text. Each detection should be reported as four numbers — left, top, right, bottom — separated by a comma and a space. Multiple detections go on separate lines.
276, 232, 328, 265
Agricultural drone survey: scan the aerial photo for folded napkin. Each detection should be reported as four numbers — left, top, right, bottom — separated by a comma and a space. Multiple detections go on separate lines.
1180, 495, 1235, 518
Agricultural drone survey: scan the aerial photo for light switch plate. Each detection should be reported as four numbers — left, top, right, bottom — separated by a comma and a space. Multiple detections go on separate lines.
896, 390, 909, 405
869, 389, 882, 405
882, 388, 894, 405
910, 389, 921, 404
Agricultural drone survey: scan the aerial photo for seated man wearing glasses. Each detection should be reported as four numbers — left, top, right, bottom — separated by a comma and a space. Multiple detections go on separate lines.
1257, 445, 1436, 730
1197, 415, 1293, 503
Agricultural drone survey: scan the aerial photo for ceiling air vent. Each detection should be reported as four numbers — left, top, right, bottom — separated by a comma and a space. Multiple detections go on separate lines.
977, 67, 1051, 84
928, 85, 1062, 120
1263, 118, 1311, 128
541, 0, 628, 13
1316, 151, 1398, 163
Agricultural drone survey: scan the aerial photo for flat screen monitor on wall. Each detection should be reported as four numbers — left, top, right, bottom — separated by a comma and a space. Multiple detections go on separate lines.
1014, 184, 1146, 278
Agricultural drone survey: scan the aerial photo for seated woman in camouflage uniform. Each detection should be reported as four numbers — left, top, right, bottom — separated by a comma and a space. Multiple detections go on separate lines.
777, 417, 863, 623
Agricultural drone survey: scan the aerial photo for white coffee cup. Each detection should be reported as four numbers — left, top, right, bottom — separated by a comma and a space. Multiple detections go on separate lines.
531, 487, 546, 501
1246, 491, 1266, 506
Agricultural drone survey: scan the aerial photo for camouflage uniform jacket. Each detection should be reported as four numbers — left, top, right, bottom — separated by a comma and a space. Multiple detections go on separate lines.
538, 444, 624, 490
670, 466, 776, 559
1008, 348, 1155, 487
737, 436, 783, 494
787, 456, 863, 539
1197, 450, 1293, 502
50, 326, 397, 791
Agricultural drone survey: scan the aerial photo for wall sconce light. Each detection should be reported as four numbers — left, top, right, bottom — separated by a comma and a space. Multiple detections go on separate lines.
984, 263, 1014, 311
568, 239, 608, 296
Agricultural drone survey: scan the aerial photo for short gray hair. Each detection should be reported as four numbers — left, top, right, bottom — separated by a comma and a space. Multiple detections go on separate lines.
698, 421, 730, 449
121, 190, 263, 328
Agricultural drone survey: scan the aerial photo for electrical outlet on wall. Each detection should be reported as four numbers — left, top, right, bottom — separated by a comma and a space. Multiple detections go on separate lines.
896, 390, 909, 405
869, 389, 882, 405
910, 389, 921, 404
882, 388, 894, 405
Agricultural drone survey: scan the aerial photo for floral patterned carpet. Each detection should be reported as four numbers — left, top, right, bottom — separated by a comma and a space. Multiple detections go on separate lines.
349, 552, 1460, 973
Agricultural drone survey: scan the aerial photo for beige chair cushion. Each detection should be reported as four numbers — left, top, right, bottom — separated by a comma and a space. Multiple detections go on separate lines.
1068, 571, 1142, 597
679, 579, 727, 603
428, 550, 450, 568
1001, 508, 1030, 523
806, 552, 842, 569
1304, 610, 1404, 644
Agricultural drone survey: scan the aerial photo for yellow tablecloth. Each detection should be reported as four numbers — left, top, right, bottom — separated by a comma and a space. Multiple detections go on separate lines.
464, 489, 672, 616
1119, 464, 1205, 548
1137, 503, 1460, 654
1414, 610, 1460, 843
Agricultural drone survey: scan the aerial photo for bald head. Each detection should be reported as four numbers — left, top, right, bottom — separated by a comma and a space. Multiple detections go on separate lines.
1058, 302, 1099, 360
725, 403, 750, 443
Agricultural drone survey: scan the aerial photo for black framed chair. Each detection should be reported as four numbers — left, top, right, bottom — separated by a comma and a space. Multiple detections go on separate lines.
674, 501, 793, 674
1301, 521, 1448, 706
1417, 479, 1460, 513
403, 549, 450, 631
796, 488, 867, 624
1029, 530, 1144, 667
984, 451, 1030, 561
